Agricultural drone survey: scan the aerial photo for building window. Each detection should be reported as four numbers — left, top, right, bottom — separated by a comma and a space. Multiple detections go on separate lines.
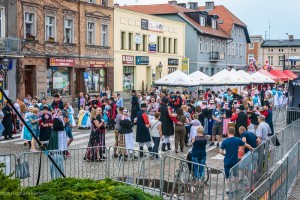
64, 18, 74, 43
101, 0, 108, 6
123, 66, 134, 90
216, 40, 220, 52
211, 40, 214, 52
0, 8, 5, 37
121, 31, 126, 49
168, 67, 177, 74
238, 27, 241, 37
135, 34, 141, 51
222, 41, 226, 54
211, 68, 215, 76
291, 60, 297, 66
268, 56, 273, 65
142, 35, 147, 51
157, 36, 161, 52
162, 37, 166, 53
205, 38, 208, 52
248, 53, 254, 63
168, 38, 172, 53
128, 32, 133, 50
47, 68, 70, 96
235, 43, 238, 56
45, 16, 56, 41
24, 12, 36, 37
174, 39, 177, 54
101, 24, 108, 46
268, 49, 273, 52
87, 22, 95, 45
200, 16, 206, 26
249, 43, 254, 49
279, 56, 284, 66
291, 49, 297, 52
211, 19, 216, 29
199, 37, 202, 52
239, 44, 242, 57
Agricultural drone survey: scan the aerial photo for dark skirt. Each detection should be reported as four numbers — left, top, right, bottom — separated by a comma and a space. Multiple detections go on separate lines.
85, 129, 106, 161
39, 127, 52, 142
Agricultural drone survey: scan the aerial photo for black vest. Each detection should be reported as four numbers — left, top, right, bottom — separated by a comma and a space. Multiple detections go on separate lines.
235, 112, 248, 137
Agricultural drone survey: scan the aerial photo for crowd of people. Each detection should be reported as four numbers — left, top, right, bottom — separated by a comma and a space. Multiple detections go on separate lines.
0, 84, 287, 189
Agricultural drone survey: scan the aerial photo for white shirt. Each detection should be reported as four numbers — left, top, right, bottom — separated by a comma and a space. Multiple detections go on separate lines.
150, 119, 161, 137
256, 121, 272, 143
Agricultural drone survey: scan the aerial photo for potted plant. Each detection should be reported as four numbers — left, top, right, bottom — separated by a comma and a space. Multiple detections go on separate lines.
48, 36, 55, 42
26, 33, 35, 41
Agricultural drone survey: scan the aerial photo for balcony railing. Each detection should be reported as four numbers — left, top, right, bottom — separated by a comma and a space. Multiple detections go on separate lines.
209, 52, 224, 62
0, 37, 22, 53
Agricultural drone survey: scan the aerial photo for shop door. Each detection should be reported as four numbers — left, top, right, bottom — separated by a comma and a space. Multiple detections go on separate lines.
75, 69, 84, 94
24, 67, 34, 97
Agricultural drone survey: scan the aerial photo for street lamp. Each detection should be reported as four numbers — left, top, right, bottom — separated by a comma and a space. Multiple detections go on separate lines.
157, 61, 163, 78
1, 57, 10, 90
286, 33, 290, 70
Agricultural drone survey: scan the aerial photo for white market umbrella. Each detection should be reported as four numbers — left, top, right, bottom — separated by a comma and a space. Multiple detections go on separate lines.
236, 70, 253, 83
250, 72, 275, 84
203, 69, 250, 86
188, 71, 210, 83
155, 70, 201, 87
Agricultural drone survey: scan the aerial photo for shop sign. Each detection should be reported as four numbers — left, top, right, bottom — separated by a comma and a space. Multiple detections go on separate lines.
148, 20, 163, 32
89, 60, 106, 67
141, 19, 148, 30
168, 58, 179, 66
136, 56, 149, 65
148, 44, 157, 53
122, 55, 134, 65
49, 58, 74, 67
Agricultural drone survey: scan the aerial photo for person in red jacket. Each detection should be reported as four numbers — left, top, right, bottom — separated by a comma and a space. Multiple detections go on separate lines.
173, 91, 182, 113
230, 105, 250, 137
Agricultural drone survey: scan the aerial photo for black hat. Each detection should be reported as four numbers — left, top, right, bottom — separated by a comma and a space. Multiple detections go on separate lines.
239, 105, 245, 111
140, 103, 147, 108
132, 90, 136, 93
162, 97, 169, 104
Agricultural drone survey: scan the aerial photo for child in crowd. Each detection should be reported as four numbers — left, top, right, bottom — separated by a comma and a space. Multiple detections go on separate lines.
189, 114, 202, 146
68, 105, 76, 127
78, 106, 91, 129
149, 112, 162, 158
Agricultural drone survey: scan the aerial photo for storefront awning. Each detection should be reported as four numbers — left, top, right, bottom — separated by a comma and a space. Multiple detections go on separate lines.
269, 70, 291, 82
283, 70, 298, 79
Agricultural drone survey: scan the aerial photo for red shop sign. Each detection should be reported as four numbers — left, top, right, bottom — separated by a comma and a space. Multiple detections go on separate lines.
49, 58, 75, 67
89, 60, 106, 67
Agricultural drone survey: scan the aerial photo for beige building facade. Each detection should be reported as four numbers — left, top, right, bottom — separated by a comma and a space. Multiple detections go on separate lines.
114, 7, 185, 93
17, 0, 114, 101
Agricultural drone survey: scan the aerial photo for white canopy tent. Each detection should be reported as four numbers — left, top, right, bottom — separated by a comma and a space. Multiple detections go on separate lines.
154, 70, 201, 87
203, 69, 250, 86
250, 72, 275, 84
188, 71, 210, 83
235, 70, 254, 83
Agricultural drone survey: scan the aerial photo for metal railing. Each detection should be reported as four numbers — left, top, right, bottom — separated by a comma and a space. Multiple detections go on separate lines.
286, 107, 300, 124
0, 154, 17, 177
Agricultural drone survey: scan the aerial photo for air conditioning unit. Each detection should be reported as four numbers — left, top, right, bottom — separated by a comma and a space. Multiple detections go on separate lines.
0, 42, 5, 50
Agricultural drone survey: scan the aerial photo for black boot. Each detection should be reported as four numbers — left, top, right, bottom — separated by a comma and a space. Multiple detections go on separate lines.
161, 143, 167, 152
139, 147, 144, 157
167, 143, 171, 151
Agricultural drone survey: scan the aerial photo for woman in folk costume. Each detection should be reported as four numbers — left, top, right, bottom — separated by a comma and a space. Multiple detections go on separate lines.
118, 109, 137, 160
48, 109, 68, 151
39, 106, 53, 147
136, 103, 152, 157
67, 105, 76, 127
222, 103, 232, 136
78, 106, 91, 129
84, 107, 106, 162
28, 107, 40, 152
22, 106, 34, 148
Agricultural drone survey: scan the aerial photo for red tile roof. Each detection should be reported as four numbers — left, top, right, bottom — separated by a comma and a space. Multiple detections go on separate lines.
121, 4, 231, 39
198, 5, 246, 35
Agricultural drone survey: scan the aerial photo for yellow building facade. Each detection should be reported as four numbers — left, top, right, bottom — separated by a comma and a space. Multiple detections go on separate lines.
114, 7, 185, 93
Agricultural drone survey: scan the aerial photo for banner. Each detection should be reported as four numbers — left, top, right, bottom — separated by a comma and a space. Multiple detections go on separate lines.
182, 58, 189, 74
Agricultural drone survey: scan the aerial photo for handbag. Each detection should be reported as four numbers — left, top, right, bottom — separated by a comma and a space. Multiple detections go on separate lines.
15, 160, 30, 179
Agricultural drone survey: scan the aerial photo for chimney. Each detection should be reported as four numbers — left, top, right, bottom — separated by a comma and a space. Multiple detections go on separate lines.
205, 1, 214, 11
187, 2, 198, 10
168, 1, 177, 5
177, 3, 186, 8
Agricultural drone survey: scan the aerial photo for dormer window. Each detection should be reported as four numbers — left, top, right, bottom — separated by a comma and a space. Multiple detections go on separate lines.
200, 16, 206, 26
211, 19, 217, 29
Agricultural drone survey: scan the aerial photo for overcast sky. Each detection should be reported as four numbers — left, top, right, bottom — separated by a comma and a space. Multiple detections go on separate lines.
115, 0, 300, 40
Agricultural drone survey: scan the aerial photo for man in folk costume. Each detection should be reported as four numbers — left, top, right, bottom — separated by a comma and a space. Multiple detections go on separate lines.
136, 103, 152, 157
39, 106, 53, 147
158, 97, 181, 152
130, 90, 139, 123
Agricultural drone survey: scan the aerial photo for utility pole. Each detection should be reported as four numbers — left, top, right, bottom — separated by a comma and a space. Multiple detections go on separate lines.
286, 33, 290, 70
283, 54, 286, 71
